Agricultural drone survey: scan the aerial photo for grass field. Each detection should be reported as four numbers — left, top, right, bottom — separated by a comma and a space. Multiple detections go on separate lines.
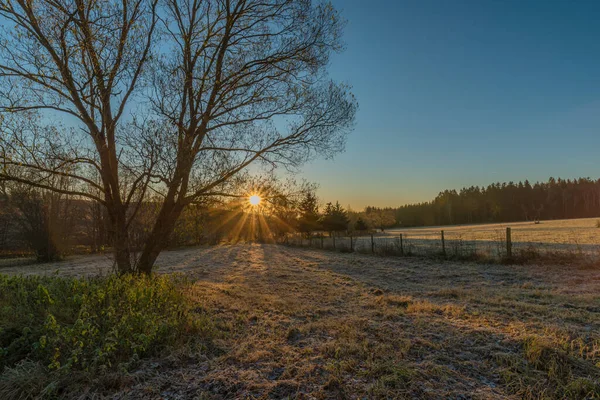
386, 217, 600, 245
1, 244, 599, 399
307, 217, 600, 260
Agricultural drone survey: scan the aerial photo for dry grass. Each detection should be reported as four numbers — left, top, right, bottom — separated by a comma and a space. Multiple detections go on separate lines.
387, 217, 600, 247
289, 218, 600, 262
307, 217, 600, 263
2, 244, 600, 399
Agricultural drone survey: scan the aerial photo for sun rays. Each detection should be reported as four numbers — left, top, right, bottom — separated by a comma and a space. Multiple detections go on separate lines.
203, 189, 297, 243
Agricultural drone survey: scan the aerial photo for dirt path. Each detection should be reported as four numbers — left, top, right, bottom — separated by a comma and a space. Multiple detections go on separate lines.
3, 245, 599, 399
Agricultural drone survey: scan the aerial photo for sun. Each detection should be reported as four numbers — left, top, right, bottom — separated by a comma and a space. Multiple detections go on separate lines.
249, 194, 262, 206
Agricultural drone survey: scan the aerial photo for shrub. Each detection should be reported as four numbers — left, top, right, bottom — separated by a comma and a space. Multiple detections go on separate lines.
0, 274, 214, 398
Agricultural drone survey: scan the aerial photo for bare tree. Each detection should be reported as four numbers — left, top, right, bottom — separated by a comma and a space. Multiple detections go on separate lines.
0, 0, 158, 272
0, 0, 356, 274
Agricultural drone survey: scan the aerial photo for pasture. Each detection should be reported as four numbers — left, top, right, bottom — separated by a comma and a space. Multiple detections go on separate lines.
1, 244, 599, 399
287, 218, 600, 262
386, 217, 600, 245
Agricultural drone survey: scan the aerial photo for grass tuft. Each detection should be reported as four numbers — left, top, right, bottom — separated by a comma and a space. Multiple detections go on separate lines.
496, 336, 600, 399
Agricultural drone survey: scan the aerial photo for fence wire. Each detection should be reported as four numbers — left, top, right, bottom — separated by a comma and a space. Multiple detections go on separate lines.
283, 227, 600, 262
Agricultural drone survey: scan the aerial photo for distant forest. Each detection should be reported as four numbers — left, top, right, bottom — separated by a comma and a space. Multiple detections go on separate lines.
366, 177, 600, 228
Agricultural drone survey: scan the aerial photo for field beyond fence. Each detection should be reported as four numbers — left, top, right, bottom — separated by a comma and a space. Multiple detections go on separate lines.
283, 218, 600, 263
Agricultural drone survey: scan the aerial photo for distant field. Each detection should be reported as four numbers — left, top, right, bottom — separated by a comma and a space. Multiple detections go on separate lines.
386, 217, 600, 245
287, 218, 600, 260
362, 217, 600, 259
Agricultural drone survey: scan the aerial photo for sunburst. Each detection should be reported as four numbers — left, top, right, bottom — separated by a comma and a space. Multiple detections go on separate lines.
249, 194, 262, 206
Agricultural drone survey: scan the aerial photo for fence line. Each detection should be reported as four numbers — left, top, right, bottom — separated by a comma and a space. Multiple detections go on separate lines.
281, 226, 600, 263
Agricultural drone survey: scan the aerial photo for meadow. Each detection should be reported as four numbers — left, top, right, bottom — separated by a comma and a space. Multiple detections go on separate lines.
285, 218, 600, 263
386, 217, 600, 246
1, 244, 599, 399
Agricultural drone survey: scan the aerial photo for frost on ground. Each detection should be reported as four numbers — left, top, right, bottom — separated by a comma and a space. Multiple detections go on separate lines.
385, 217, 600, 246
2, 244, 600, 399
291, 218, 600, 260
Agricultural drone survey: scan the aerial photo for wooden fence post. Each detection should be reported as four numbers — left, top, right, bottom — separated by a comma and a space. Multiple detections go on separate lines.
333, 233, 336, 250
506, 227, 512, 259
400, 234, 404, 255
371, 234, 375, 254
441, 230, 446, 257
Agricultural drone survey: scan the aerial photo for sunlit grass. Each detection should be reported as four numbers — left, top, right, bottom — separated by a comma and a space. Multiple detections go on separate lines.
1, 244, 598, 398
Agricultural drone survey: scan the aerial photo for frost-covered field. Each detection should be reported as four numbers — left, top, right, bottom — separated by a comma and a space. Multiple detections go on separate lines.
288, 218, 600, 259
386, 217, 600, 245
1, 244, 599, 398
342, 217, 600, 258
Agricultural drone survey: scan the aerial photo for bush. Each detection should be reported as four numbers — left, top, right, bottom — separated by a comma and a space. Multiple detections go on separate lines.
0, 274, 214, 398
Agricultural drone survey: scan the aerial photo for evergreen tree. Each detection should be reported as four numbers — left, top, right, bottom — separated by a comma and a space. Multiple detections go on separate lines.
365, 177, 600, 228
297, 192, 320, 237
354, 217, 368, 232
322, 201, 350, 233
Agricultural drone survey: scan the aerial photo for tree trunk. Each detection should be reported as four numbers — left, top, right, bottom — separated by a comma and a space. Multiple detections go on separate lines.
114, 239, 131, 274
109, 206, 133, 274
136, 203, 184, 275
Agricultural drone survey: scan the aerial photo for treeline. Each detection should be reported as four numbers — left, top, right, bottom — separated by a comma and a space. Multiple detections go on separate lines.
0, 187, 288, 261
295, 192, 397, 237
296, 193, 354, 236
367, 177, 600, 228
5, 177, 600, 260
1, 182, 351, 260
0, 186, 377, 260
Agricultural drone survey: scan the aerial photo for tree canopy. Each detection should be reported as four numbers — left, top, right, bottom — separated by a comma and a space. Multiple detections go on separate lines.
0, 0, 357, 273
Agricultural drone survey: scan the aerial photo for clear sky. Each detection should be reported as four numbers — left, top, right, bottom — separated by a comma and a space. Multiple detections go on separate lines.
301, 0, 600, 210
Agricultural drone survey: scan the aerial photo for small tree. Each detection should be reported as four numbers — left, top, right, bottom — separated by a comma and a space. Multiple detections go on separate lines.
268, 195, 298, 241
322, 201, 349, 235
365, 208, 396, 232
354, 217, 368, 232
298, 192, 321, 238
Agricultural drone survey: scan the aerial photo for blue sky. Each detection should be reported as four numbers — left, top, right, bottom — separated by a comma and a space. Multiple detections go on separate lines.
301, 0, 600, 209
